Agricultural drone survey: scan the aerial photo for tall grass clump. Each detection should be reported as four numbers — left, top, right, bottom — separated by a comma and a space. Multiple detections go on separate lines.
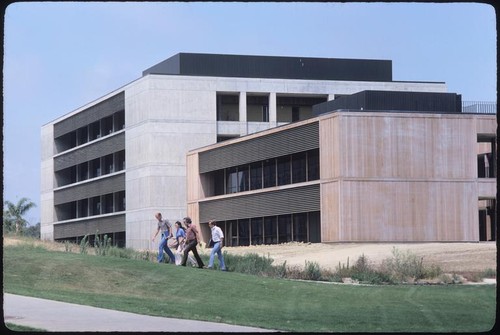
380, 247, 442, 283
304, 261, 322, 281
223, 252, 275, 275
94, 231, 112, 256
79, 235, 90, 254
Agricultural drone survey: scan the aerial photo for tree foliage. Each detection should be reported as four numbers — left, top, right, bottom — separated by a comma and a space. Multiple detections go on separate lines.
3, 197, 37, 235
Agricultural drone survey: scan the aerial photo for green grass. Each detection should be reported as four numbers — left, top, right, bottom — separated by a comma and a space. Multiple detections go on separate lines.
3, 243, 496, 332
5, 323, 46, 332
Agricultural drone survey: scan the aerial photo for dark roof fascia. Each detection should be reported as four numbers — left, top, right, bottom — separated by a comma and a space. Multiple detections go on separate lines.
143, 52, 393, 82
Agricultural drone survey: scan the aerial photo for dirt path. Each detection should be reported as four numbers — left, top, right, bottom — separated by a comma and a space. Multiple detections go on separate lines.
221, 241, 497, 273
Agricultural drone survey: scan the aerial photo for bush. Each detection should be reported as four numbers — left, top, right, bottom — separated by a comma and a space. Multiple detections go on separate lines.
304, 261, 322, 281
380, 247, 441, 283
106, 246, 137, 259
223, 252, 275, 275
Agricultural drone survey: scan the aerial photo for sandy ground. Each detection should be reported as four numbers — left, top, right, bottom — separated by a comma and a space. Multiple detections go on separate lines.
4, 237, 496, 274
220, 241, 497, 273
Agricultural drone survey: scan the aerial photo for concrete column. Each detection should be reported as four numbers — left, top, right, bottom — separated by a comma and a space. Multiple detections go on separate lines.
239, 91, 247, 135
269, 92, 277, 128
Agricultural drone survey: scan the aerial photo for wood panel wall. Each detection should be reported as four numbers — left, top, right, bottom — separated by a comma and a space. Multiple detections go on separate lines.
319, 112, 492, 242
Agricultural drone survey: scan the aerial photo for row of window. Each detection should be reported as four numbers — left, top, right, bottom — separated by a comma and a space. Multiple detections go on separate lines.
55, 110, 125, 153
55, 191, 126, 221
206, 211, 321, 247
208, 149, 319, 196
216, 93, 327, 123
56, 150, 125, 188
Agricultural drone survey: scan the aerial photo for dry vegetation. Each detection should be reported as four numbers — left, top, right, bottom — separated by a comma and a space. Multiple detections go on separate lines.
222, 241, 497, 274
4, 236, 496, 280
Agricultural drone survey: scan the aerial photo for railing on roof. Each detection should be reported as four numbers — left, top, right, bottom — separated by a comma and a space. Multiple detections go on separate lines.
462, 101, 497, 114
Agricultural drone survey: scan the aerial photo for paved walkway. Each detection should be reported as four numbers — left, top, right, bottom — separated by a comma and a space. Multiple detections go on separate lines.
3, 293, 275, 332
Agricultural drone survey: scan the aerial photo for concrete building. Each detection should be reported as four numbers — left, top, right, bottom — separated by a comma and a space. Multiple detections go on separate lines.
186, 91, 497, 245
41, 53, 482, 249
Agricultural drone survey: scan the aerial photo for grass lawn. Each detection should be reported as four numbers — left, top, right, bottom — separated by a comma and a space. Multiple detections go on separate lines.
3, 243, 496, 332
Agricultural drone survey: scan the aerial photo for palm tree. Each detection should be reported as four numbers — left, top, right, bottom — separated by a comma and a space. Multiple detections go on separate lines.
3, 197, 36, 235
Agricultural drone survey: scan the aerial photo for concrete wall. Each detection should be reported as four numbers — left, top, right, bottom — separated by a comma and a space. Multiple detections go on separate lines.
40, 124, 55, 240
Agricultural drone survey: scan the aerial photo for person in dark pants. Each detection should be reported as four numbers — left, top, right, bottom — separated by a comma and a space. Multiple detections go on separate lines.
180, 217, 204, 268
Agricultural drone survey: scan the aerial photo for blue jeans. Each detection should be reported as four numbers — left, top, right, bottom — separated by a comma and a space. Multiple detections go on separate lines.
158, 234, 175, 263
208, 241, 226, 270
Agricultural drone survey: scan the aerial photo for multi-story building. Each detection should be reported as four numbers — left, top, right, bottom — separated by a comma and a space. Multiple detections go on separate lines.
41, 52, 485, 249
186, 91, 496, 245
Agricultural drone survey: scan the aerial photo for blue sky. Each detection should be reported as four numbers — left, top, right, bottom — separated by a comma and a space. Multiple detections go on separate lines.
2, 2, 497, 225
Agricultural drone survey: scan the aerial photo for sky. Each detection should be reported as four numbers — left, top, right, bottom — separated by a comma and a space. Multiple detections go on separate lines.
2, 2, 497, 225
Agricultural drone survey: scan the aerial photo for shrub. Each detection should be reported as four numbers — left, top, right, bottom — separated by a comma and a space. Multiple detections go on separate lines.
304, 261, 322, 281
106, 246, 137, 259
482, 268, 496, 278
224, 252, 275, 275
380, 247, 441, 283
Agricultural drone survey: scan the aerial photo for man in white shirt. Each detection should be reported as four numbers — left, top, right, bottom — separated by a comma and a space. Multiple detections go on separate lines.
207, 219, 227, 271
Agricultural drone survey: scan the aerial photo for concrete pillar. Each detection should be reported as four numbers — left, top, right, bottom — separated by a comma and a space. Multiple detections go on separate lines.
239, 91, 247, 135
269, 92, 277, 128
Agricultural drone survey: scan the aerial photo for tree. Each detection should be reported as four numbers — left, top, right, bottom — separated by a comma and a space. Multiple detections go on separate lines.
3, 198, 37, 235
25, 222, 41, 239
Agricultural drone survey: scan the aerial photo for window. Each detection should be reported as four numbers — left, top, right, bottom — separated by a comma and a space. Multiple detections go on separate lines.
247, 94, 269, 122
103, 193, 114, 214
78, 162, 88, 182
89, 158, 101, 178
115, 150, 125, 171
77, 199, 88, 218
278, 215, 292, 243
237, 165, 249, 192
114, 110, 125, 130
228, 220, 238, 246
77, 126, 88, 145
277, 156, 291, 186
307, 149, 319, 181
103, 154, 114, 175
293, 213, 307, 242
115, 191, 126, 211
292, 107, 300, 122
263, 159, 276, 188
216, 94, 239, 121
212, 170, 225, 196
89, 121, 100, 141
90, 196, 101, 216
101, 116, 113, 135
238, 219, 250, 246
292, 152, 307, 183
226, 167, 238, 194
264, 216, 277, 244
251, 218, 263, 245
250, 162, 262, 190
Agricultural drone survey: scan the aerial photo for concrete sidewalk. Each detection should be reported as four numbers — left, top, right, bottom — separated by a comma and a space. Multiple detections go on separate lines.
3, 293, 275, 332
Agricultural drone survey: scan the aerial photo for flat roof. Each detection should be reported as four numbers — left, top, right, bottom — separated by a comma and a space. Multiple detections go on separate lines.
142, 52, 393, 82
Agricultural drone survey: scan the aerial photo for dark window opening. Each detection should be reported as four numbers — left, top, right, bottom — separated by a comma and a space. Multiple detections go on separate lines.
263, 159, 276, 188
217, 93, 239, 121
277, 156, 291, 186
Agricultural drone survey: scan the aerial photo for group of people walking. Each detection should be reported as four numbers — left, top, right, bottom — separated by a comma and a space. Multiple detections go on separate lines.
151, 213, 226, 271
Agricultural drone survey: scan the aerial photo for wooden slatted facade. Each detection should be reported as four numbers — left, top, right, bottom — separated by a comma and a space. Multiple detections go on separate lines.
187, 111, 496, 243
